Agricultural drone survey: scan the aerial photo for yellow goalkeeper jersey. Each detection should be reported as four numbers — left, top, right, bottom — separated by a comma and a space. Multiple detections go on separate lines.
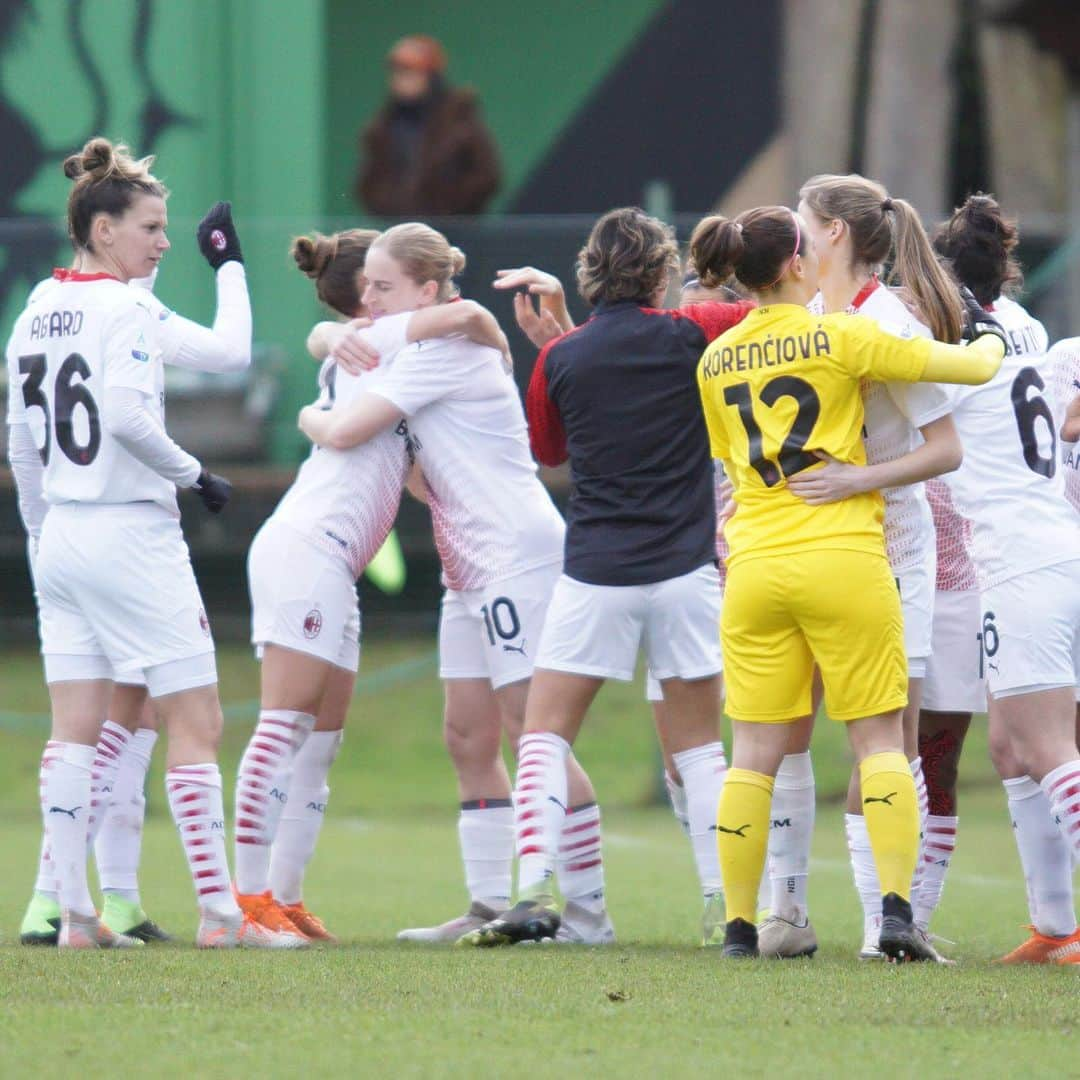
697, 302, 935, 567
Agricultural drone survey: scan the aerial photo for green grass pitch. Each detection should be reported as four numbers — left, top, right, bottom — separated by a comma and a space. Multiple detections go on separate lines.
1, 641, 1076, 1078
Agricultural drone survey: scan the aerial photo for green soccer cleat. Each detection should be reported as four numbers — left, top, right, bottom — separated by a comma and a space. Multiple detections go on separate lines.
101, 894, 173, 943
20, 892, 61, 946
701, 893, 725, 947
458, 899, 561, 947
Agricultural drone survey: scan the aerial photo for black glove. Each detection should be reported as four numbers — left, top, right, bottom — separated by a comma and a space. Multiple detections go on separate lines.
192, 468, 232, 513
959, 285, 1007, 349
197, 201, 244, 270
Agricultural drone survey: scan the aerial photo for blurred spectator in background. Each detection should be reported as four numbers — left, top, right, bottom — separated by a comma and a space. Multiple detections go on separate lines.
355, 35, 501, 217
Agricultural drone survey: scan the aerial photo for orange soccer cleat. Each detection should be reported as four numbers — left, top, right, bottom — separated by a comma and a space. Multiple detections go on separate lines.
997, 925, 1080, 965
280, 902, 337, 943
236, 890, 310, 941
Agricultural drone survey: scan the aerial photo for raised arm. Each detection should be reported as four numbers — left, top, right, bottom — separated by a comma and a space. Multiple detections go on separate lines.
493, 266, 575, 349
526, 340, 568, 467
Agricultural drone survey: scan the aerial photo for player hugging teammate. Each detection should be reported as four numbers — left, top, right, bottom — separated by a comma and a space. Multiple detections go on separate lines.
6, 136, 1080, 963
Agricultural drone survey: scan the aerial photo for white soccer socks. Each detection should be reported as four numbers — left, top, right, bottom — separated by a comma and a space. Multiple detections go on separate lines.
87, 720, 131, 848
672, 742, 727, 903
912, 815, 958, 931
1005, 775, 1076, 937
457, 799, 514, 912
95, 727, 157, 904
513, 731, 570, 903
166, 763, 239, 918
42, 742, 97, 916
268, 729, 343, 906
556, 801, 606, 914
767, 751, 814, 922
234, 709, 316, 896
1041, 760, 1080, 865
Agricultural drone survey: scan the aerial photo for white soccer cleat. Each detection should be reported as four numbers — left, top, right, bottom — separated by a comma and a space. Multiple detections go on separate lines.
397, 901, 505, 943
757, 914, 819, 958
554, 900, 615, 945
859, 914, 884, 960
197, 910, 309, 949
59, 910, 144, 949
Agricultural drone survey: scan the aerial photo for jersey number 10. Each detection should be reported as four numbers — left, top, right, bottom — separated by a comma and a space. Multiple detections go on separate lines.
18, 353, 101, 467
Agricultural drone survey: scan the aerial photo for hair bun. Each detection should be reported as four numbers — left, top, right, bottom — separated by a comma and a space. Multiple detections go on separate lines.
80, 137, 117, 180
291, 233, 337, 279
449, 245, 466, 276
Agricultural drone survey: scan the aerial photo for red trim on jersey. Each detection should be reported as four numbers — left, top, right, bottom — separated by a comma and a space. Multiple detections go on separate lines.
643, 299, 755, 343
52, 268, 121, 283
847, 275, 880, 312
526, 323, 588, 467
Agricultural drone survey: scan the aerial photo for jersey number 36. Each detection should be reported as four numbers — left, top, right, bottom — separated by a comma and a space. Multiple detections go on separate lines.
18, 352, 101, 467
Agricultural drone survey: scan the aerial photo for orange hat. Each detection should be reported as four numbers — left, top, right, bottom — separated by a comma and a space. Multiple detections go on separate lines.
388, 35, 447, 74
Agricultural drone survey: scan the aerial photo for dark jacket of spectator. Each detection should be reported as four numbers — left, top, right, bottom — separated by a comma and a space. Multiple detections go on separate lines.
356, 85, 501, 217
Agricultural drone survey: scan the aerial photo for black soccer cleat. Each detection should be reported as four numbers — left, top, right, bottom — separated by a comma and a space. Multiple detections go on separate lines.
124, 919, 173, 943
19, 918, 60, 947
721, 917, 760, 958
458, 899, 561, 947
878, 893, 936, 963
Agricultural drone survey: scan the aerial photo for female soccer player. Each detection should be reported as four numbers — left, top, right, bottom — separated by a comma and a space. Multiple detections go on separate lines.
5, 138, 292, 948
16, 200, 253, 946
457, 207, 754, 946
298, 223, 613, 946
493, 262, 736, 944
692, 204, 1002, 959
931, 195, 1080, 965
232, 227, 513, 942
758, 174, 965, 960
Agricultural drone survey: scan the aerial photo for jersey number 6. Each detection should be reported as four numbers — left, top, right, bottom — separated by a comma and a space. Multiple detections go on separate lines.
724, 376, 822, 486
18, 352, 102, 467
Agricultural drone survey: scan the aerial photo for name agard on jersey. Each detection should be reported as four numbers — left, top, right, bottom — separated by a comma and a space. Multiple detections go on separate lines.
701, 327, 832, 381
30, 309, 84, 340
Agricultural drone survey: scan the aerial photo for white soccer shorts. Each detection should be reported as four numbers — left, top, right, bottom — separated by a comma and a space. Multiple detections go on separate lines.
36, 502, 216, 697
438, 562, 560, 689
921, 590, 987, 714
898, 553, 935, 679
536, 562, 723, 683
982, 560, 1080, 700
248, 518, 361, 673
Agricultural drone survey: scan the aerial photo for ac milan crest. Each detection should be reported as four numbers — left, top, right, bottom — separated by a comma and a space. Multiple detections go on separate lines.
198, 609, 210, 635
303, 609, 323, 639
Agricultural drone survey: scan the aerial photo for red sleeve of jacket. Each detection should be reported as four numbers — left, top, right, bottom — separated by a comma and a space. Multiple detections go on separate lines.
680, 299, 756, 343
526, 339, 568, 467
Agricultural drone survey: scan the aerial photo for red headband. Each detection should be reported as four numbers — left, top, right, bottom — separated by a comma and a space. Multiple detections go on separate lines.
763, 211, 801, 290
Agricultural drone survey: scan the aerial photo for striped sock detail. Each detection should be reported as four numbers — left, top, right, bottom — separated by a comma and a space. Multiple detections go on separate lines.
513, 731, 569, 899
1041, 759, 1080, 861
557, 801, 605, 908
234, 710, 315, 896
166, 763, 238, 916
909, 756, 929, 907
88, 721, 130, 846
912, 815, 958, 929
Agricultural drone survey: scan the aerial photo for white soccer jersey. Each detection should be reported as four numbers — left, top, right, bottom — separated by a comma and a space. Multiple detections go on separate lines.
6, 271, 174, 512
272, 312, 413, 578
807, 283, 949, 575
1048, 336, 1080, 512
369, 328, 565, 591
925, 477, 978, 591
943, 296, 1079, 588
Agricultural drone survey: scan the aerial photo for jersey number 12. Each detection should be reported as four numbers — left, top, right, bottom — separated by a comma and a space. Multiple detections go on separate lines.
19, 352, 101, 467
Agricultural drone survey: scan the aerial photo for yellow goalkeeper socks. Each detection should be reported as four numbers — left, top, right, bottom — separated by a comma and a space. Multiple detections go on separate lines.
859, 751, 919, 901
716, 768, 774, 924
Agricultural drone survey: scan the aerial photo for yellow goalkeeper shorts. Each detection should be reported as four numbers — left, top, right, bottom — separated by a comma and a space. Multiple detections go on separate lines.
722, 547, 908, 723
